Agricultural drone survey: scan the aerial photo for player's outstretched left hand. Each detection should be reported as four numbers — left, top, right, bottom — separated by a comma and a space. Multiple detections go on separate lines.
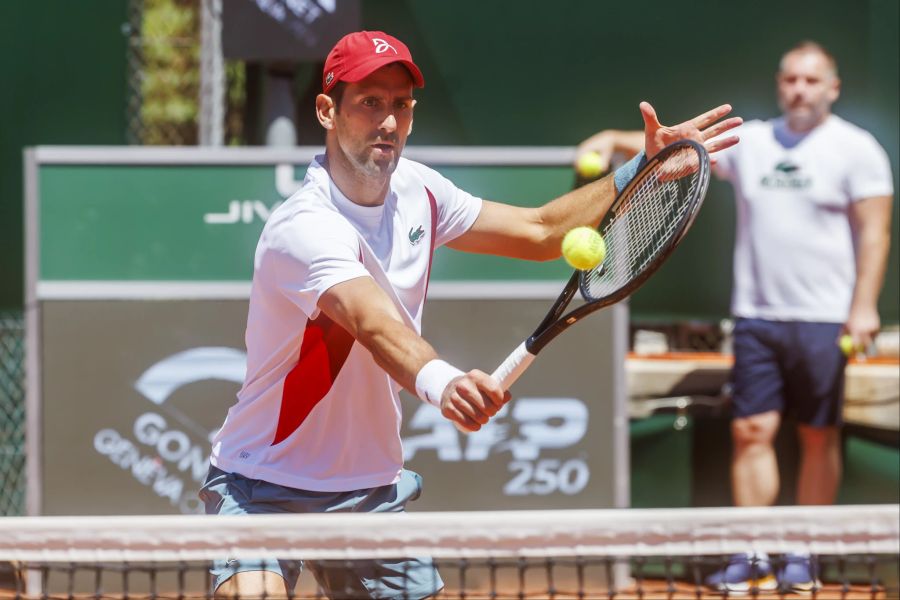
641, 101, 742, 163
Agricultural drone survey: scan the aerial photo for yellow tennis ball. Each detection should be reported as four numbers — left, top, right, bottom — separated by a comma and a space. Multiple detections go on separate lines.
562, 227, 606, 270
839, 334, 858, 356
575, 152, 608, 179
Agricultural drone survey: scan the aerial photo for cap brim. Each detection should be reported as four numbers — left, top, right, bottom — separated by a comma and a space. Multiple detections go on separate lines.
339, 56, 425, 88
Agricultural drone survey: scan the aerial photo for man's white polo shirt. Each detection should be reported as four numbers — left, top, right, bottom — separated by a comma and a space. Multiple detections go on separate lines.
210, 155, 482, 491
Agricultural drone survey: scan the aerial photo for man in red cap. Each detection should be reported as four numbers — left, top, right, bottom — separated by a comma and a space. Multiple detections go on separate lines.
201, 30, 742, 599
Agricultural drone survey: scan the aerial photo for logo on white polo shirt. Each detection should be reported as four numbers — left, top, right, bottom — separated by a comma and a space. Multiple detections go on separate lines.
761, 159, 811, 189
409, 225, 426, 246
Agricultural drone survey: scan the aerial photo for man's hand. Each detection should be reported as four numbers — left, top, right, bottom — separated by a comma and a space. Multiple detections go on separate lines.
641, 101, 742, 163
440, 370, 510, 432
844, 306, 881, 352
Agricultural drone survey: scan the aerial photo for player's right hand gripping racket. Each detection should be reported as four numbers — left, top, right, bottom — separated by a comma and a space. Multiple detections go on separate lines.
492, 139, 711, 389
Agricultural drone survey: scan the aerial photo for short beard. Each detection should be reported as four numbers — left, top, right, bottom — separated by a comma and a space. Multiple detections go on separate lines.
779, 97, 830, 132
336, 131, 402, 182
347, 148, 397, 180
784, 107, 826, 132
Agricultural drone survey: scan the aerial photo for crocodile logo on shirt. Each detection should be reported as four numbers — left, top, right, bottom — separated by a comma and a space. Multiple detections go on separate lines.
761, 159, 811, 189
774, 160, 800, 173
409, 225, 426, 246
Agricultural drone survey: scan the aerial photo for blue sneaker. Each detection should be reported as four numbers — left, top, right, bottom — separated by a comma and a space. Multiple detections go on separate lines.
705, 553, 778, 595
777, 553, 821, 594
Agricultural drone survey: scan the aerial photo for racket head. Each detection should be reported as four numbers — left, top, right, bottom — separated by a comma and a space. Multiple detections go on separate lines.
578, 139, 710, 305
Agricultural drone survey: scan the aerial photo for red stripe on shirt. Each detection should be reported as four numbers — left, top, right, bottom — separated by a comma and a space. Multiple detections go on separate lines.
424, 187, 438, 300
271, 313, 355, 445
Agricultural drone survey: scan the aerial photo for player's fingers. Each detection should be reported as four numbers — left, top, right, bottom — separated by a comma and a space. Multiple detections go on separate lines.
457, 377, 491, 412
855, 331, 875, 351
456, 414, 481, 433
452, 384, 492, 425
639, 101, 661, 131
700, 117, 743, 141
468, 369, 506, 411
479, 398, 500, 419
486, 391, 509, 417
705, 135, 740, 154
690, 104, 733, 129
452, 393, 485, 423
443, 403, 481, 432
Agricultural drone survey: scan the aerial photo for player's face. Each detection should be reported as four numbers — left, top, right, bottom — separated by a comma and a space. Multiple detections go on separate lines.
333, 64, 416, 179
776, 50, 840, 132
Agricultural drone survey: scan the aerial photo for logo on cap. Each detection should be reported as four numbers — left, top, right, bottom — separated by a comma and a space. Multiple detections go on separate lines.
325, 72, 334, 86
372, 38, 397, 55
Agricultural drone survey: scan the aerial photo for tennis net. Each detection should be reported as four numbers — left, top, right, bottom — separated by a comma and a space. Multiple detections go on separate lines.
1, 505, 897, 599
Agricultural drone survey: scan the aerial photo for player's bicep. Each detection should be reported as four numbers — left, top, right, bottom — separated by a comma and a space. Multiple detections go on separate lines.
446, 199, 542, 257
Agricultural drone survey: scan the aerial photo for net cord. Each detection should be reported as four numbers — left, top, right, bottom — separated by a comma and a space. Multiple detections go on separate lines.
1, 505, 897, 562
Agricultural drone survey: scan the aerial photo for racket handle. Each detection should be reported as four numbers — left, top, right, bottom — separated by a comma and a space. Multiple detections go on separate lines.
454, 342, 536, 436
491, 341, 536, 390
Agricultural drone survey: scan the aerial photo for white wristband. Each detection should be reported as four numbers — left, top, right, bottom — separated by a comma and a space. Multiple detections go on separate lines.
415, 359, 464, 408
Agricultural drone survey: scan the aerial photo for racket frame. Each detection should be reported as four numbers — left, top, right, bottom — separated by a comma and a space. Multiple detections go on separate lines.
525, 139, 710, 356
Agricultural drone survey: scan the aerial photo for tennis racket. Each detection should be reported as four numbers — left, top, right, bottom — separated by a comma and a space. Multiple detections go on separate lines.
492, 139, 711, 389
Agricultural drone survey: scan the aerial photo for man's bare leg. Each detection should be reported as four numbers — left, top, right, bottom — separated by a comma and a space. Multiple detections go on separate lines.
731, 410, 781, 506
796, 423, 841, 505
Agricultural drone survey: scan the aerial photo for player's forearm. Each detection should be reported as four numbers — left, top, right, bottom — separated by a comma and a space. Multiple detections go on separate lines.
354, 316, 439, 393
849, 226, 891, 315
494, 174, 619, 262
848, 196, 893, 318
536, 175, 617, 253
448, 174, 617, 261
317, 278, 443, 394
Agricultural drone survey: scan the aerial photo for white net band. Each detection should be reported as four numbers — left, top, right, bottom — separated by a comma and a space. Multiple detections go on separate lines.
2, 505, 897, 563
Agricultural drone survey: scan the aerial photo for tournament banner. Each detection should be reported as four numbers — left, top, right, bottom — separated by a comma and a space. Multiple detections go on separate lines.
25, 147, 628, 515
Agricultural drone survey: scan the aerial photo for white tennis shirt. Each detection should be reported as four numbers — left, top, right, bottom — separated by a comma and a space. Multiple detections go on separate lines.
211, 155, 482, 491
714, 115, 893, 322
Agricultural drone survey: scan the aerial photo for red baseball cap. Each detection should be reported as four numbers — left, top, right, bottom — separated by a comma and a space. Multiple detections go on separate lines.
322, 31, 425, 93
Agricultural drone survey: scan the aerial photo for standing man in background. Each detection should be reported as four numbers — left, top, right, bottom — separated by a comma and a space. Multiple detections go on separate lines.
577, 40, 894, 595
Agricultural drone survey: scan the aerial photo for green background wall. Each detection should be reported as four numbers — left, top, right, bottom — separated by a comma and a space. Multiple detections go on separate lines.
0, 2, 128, 309
359, 0, 900, 322
2, 0, 897, 321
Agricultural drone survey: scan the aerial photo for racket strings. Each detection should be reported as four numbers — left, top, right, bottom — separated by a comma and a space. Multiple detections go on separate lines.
582, 148, 703, 301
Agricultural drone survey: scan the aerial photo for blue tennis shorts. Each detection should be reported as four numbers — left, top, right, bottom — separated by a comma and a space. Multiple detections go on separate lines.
730, 318, 847, 426
199, 465, 443, 600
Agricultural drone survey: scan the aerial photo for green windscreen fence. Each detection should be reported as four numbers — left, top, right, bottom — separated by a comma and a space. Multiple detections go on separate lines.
38, 162, 575, 284
0, 311, 24, 515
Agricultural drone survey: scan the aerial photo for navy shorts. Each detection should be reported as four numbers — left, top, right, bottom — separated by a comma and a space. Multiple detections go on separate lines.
730, 318, 847, 426
199, 465, 443, 599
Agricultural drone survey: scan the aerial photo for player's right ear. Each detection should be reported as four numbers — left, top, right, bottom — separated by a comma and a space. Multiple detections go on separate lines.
316, 94, 336, 130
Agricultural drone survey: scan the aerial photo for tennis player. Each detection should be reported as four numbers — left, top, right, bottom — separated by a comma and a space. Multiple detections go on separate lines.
200, 30, 742, 599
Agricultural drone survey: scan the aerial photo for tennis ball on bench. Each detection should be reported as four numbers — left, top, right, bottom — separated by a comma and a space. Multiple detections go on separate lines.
575, 151, 609, 179
562, 227, 606, 270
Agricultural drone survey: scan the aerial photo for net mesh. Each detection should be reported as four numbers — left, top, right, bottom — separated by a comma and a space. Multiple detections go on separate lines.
582, 144, 709, 302
1, 505, 897, 599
